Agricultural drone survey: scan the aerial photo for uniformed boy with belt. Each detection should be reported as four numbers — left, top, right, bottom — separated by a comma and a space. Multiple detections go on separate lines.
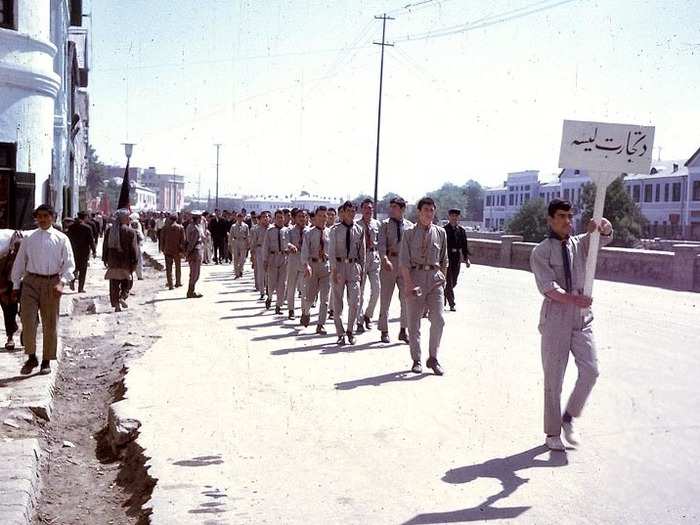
229, 212, 249, 279
399, 197, 448, 375
285, 209, 308, 320
328, 201, 366, 346
300, 206, 331, 335
530, 198, 613, 451
262, 210, 289, 314
250, 211, 270, 299
377, 196, 413, 344
357, 198, 381, 333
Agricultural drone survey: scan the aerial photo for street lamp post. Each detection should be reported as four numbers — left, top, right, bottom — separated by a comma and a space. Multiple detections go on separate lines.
122, 143, 135, 160
214, 144, 222, 209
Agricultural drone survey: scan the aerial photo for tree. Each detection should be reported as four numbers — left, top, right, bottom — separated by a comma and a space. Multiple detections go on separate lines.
580, 176, 648, 248
505, 198, 548, 242
377, 192, 402, 215
86, 146, 105, 198
425, 180, 484, 221
463, 180, 484, 221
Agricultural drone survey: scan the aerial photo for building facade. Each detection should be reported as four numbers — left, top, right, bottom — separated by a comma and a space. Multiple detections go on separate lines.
483, 149, 700, 240
0, 0, 88, 228
139, 167, 185, 212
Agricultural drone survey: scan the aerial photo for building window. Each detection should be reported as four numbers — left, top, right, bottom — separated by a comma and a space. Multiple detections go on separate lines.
500, 195, 505, 206
563, 188, 570, 200
509, 194, 514, 206
524, 194, 530, 203
0, 0, 15, 30
664, 183, 669, 202
693, 181, 700, 201
525, 185, 530, 191
633, 185, 641, 202
655, 184, 660, 202
672, 182, 681, 202
644, 184, 653, 202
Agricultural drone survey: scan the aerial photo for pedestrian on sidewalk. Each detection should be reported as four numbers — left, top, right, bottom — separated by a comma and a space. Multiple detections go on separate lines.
399, 197, 448, 375
11, 204, 75, 375
250, 211, 271, 299
357, 198, 381, 334
229, 212, 249, 279
0, 231, 23, 350
530, 198, 613, 452
103, 209, 138, 312
184, 211, 205, 298
161, 214, 185, 289
444, 209, 471, 312
262, 210, 289, 314
131, 218, 145, 280
377, 197, 413, 344
300, 206, 331, 335
329, 201, 365, 346
285, 209, 308, 320
325, 207, 337, 320
67, 211, 97, 293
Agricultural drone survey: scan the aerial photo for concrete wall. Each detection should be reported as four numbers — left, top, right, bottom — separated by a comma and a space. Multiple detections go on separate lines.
466, 233, 700, 292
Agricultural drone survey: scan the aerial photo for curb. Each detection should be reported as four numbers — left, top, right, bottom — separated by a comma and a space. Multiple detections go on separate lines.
0, 438, 41, 525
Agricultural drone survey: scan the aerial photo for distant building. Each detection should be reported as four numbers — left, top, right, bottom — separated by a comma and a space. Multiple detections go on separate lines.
483, 150, 700, 240
140, 167, 185, 212
132, 183, 157, 211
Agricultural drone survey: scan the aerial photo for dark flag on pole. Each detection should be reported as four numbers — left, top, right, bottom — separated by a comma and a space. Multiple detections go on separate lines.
117, 158, 131, 210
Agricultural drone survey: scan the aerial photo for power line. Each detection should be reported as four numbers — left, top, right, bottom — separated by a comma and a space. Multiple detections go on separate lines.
372, 14, 394, 219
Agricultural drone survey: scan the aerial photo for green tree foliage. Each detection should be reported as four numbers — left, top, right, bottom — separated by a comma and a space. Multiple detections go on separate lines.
505, 198, 549, 242
86, 146, 105, 198
580, 176, 648, 247
426, 180, 484, 221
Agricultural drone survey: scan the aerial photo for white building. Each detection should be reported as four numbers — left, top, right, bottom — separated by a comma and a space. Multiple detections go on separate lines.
482, 149, 700, 240
0, 0, 88, 228
132, 183, 157, 212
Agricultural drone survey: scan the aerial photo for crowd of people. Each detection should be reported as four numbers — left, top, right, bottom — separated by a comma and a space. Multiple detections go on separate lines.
0, 195, 613, 452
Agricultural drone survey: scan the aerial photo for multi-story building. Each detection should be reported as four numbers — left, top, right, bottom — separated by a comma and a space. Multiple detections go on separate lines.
0, 0, 89, 228
140, 167, 185, 212
482, 149, 700, 240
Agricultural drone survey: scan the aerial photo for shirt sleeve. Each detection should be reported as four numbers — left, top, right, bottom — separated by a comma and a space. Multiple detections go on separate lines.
10, 238, 28, 290
262, 230, 270, 264
300, 230, 311, 264
439, 228, 448, 270
328, 227, 337, 270
399, 229, 411, 269
577, 227, 614, 256
377, 221, 387, 256
530, 241, 564, 296
60, 235, 76, 284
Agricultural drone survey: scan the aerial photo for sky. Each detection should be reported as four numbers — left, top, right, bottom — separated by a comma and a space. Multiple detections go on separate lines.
87, 0, 700, 201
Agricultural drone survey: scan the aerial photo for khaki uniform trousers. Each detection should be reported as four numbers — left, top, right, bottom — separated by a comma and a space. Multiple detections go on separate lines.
405, 268, 445, 362
539, 299, 599, 436
332, 261, 362, 336
359, 251, 380, 320
303, 262, 330, 325
187, 253, 202, 294
378, 255, 408, 332
253, 246, 265, 292
266, 254, 288, 308
232, 241, 247, 276
20, 274, 61, 360
286, 254, 304, 311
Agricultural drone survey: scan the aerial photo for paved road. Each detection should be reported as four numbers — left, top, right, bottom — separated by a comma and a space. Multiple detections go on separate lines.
125, 246, 700, 524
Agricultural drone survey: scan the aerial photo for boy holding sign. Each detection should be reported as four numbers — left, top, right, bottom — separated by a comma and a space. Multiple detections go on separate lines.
530, 199, 613, 451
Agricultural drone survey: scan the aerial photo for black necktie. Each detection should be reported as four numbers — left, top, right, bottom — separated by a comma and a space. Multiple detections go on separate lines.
549, 231, 572, 292
318, 227, 325, 255
345, 223, 351, 257
277, 227, 281, 252
393, 219, 402, 243
298, 227, 304, 249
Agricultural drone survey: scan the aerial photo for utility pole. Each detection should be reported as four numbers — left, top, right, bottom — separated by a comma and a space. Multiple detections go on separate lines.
214, 143, 222, 209
372, 14, 394, 219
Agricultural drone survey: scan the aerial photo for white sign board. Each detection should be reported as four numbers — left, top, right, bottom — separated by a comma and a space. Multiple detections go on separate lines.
559, 120, 655, 174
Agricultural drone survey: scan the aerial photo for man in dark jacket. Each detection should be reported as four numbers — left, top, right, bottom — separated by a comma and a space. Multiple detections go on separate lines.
161, 214, 185, 289
208, 209, 227, 264
103, 209, 138, 312
67, 211, 97, 293
444, 209, 471, 311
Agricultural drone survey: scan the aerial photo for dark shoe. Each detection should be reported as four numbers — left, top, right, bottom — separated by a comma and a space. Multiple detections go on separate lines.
69, 281, 75, 291
114, 305, 122, 312
275, 306, 282, 315
288, 310, 295, 320
316, 325, 327, 335
168, 285, 174, 290
175, 283, 182, 288
336, 335, 346, 346
265, 298, 272, 309
78, 289, 86, 293
4, 340, 15, 350
449, 305, 456, 312
355, 323, 365, 334
363, 315, 371, 330
187, 292, 203, 298
119, 299, 129, 309
411, 360, 422, 374
346, 331, 356, 345
300, 314, 310, 327
380, 331, 390, 344
398, 328, 409, 344
259, 293, 265, 300
426, 357, 444, 376
328, 310, 334, 320
21, 354, 39, 375
39, 360, 51, 375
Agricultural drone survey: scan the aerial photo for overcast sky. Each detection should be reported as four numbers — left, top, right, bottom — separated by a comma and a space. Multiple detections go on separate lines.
88, 0, 700, 201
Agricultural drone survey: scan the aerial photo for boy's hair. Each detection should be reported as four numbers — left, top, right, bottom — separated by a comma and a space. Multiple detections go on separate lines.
547, 199, 572, 217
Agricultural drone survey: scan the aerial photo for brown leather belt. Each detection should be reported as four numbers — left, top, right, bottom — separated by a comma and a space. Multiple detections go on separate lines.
387, 251, 399, 257
27, 272, 59, 279
336, 257, 358, 263
411, 264, 439, 271
310, 257, 328, 263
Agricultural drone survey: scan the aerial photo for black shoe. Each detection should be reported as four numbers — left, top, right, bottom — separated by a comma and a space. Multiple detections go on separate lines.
411, 360, 422, 374
275, 306, 282, 315
316, 325, 327, 335
259, 293, 265, 300
39, 360, 51, 375
346, 331, 356, 345
363, 315, 371, 330
336, 335, 346, 346
300, 314, 310, 327
21, 354, 39, 375
380, 331, 390, 344
265, 298, 272, 309
187, 292, 203, 298
175, 283, 182, 288
426, 357, 444, 376
449, 305, 456, 312
288, 310, 295, 320
398, 328, 409, 344
168, 284, 174, 290
355, 323, 365, 334
328, 310, 334, 320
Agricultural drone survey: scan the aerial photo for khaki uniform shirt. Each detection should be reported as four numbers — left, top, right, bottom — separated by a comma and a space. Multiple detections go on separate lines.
301, 227, 330, 270
328, 221, 366, 271
399, 223, 448, 271
378, 217, 414, 258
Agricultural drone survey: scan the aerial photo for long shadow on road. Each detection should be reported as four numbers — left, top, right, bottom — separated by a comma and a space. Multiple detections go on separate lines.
402, 445, 568, 524
334, 370, 429, 389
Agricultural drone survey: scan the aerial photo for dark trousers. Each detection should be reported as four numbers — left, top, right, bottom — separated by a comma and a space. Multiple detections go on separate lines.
164, 254, 182, 286
1, 301, 19, 338
73, 256, 89, 291
444, 259, 461, 307
213, 238, 226, 263
109, 279, 131, 307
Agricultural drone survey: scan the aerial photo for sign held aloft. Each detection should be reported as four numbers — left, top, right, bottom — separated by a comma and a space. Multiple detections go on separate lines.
558, 119, 655, 299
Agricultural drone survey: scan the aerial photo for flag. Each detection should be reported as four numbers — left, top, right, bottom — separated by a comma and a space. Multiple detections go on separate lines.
117, 159, 131, 210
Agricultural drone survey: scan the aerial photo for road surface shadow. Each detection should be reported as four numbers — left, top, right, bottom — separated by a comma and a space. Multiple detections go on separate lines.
0, 372, 41, 386
144, 296, 190, 304
402, 445, 567, 524
335, 370, 429, 389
